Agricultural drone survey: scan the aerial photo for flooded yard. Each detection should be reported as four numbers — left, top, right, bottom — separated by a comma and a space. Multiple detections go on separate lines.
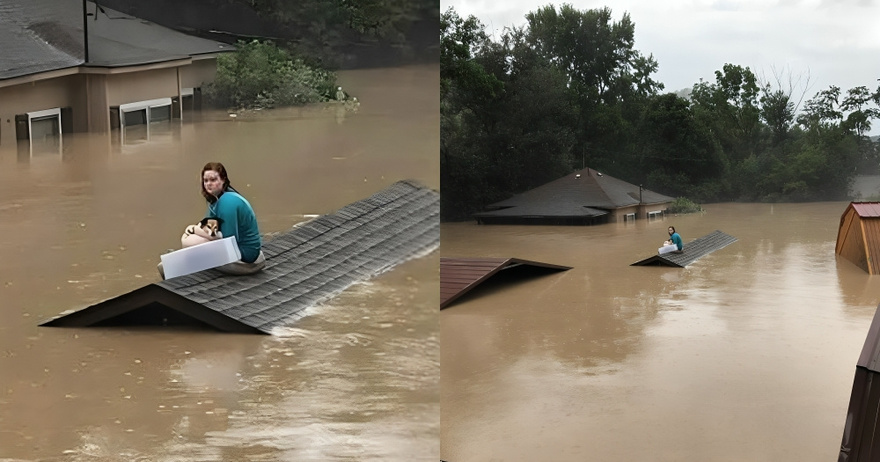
441, 202, 878, 461
0, 64, 439, 461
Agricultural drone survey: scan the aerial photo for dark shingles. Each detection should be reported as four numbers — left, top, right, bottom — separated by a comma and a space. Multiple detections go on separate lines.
474, 167, 673, 220
41, 180, 439, 334
1, 0, 231, 81
631, 230, 737, 267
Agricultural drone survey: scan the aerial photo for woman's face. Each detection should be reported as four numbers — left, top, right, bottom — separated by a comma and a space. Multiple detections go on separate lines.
203, 169, 224, 197
668, 227, 674, 235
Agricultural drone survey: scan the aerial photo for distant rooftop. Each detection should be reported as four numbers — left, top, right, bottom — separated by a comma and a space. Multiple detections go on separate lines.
474, 167, 674, 220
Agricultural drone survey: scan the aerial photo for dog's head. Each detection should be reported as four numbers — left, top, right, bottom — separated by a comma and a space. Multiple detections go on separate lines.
199, 217, 223, 237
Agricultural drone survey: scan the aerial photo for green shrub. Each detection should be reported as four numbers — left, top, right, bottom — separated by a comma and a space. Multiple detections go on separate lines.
667, 197, 703, 214
203, 40, 340, 109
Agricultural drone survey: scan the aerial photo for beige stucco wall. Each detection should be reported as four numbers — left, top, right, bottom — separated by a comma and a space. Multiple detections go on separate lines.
0, 57, 219, 146
609, 205, 640, 222
179, 58, 217, 89
639, 203, 670, 219
0, 75, 80, 146
608, 203, 671, 222
106, 68, 180, 107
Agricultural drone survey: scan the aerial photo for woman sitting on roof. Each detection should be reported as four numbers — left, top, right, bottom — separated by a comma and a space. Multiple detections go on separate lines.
664, 226, 683, 253
199, 162, 266, 273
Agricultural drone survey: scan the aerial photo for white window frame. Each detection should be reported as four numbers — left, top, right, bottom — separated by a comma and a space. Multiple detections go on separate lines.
647, 210, 663, 219
119, 97, 172, 128
623, 212, 636, 222
119, 98, 173, 144
27, 108, 63, 157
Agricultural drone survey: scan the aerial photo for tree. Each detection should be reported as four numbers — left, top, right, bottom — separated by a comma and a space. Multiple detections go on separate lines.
233, 0, 438, 66
757, 66, 811, 147
440, 8, 579, 220
203, 40, 337, 109
522, 5, 662, 174
690, 63, 762, 163
632, 93, 726, 199
524, 5, 661, 103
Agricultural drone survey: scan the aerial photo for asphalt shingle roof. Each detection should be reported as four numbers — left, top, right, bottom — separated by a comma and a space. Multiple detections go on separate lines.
631, 230, 737, 267
85, 2, 232, 67
0, 0, 84, 79
0, 0, 231, 80
41, 180, 439, 334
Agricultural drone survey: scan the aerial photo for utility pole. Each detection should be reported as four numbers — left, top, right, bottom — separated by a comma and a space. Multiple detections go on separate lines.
82, 0, 89, 63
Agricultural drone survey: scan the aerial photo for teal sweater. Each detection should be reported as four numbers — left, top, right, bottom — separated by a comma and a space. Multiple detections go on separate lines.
670, 232, 683, 250
206, 190, 262, 263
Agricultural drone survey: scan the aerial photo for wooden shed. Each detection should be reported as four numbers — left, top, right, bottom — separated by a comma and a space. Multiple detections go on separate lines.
839, 303, 880, 460
836, 202, 880, 274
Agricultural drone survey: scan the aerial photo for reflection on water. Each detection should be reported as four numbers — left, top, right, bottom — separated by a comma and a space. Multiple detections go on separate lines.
441, 202, 876, 461
0, 65, 438, 461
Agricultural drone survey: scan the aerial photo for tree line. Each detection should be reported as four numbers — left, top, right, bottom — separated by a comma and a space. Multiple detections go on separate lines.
441, 5, 880, 221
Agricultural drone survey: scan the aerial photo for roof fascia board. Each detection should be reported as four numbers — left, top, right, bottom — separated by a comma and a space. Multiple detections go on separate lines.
0, 58, 195, 88
81, 58, 193, 74
191, 52, 231, 61
0, 67, 81, 89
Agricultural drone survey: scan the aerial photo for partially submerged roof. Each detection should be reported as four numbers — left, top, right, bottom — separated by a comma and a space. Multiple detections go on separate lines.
440, 257, 571, 309
839, 302, 880, 458
41, 180, 439, 334
474, 167, 673, 220
0, 0, 231, 80
631, 230, 737, 267
851, 202, 880, 218
836, 202, 880, 274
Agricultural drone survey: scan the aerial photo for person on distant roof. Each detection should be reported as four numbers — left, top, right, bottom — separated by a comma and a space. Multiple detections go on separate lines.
665, 226, 683, 253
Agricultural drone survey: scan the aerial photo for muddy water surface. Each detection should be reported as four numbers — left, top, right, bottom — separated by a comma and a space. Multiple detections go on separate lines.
0, 65, 438, 461
441, 202, 879, 461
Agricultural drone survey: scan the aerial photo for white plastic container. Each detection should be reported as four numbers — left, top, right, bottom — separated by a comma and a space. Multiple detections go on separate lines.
161, 236, 241, 279
658, 243, 678, 255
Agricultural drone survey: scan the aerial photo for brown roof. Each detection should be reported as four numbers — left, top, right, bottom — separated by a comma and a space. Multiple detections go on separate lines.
839, 300, 880, 458
440, 257, 571, 309
474, 167, 673, 219
851, 202, 880, 218
837, 202, 880, 274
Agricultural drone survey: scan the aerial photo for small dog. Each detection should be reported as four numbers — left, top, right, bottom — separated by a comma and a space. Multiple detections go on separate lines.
181, 217, 223, 248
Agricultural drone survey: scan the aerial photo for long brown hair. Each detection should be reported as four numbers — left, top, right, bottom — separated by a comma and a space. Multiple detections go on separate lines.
201, 162, 232, 204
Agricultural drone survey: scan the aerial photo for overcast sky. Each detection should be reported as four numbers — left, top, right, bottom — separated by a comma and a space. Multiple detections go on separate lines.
441, 0, 880, 132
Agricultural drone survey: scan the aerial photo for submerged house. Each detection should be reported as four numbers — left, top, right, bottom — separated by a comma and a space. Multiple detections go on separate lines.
0, 0, 233, 155
836, 202, 880, 274
474, 167, 675, 225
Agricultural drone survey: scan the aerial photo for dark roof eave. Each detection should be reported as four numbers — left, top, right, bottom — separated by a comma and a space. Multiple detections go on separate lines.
0, 51, 228, 84
0, 65, 82, 85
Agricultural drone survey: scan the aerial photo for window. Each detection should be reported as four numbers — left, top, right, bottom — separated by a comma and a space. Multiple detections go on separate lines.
647, 210, 662, 220
117, 98, 173, 145
16, 108, 63, 158
623, 213, 636, 222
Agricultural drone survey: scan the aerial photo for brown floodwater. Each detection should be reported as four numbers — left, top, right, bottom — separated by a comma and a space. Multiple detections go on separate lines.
0, 64, 438, 461
441, 202, 880, 461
